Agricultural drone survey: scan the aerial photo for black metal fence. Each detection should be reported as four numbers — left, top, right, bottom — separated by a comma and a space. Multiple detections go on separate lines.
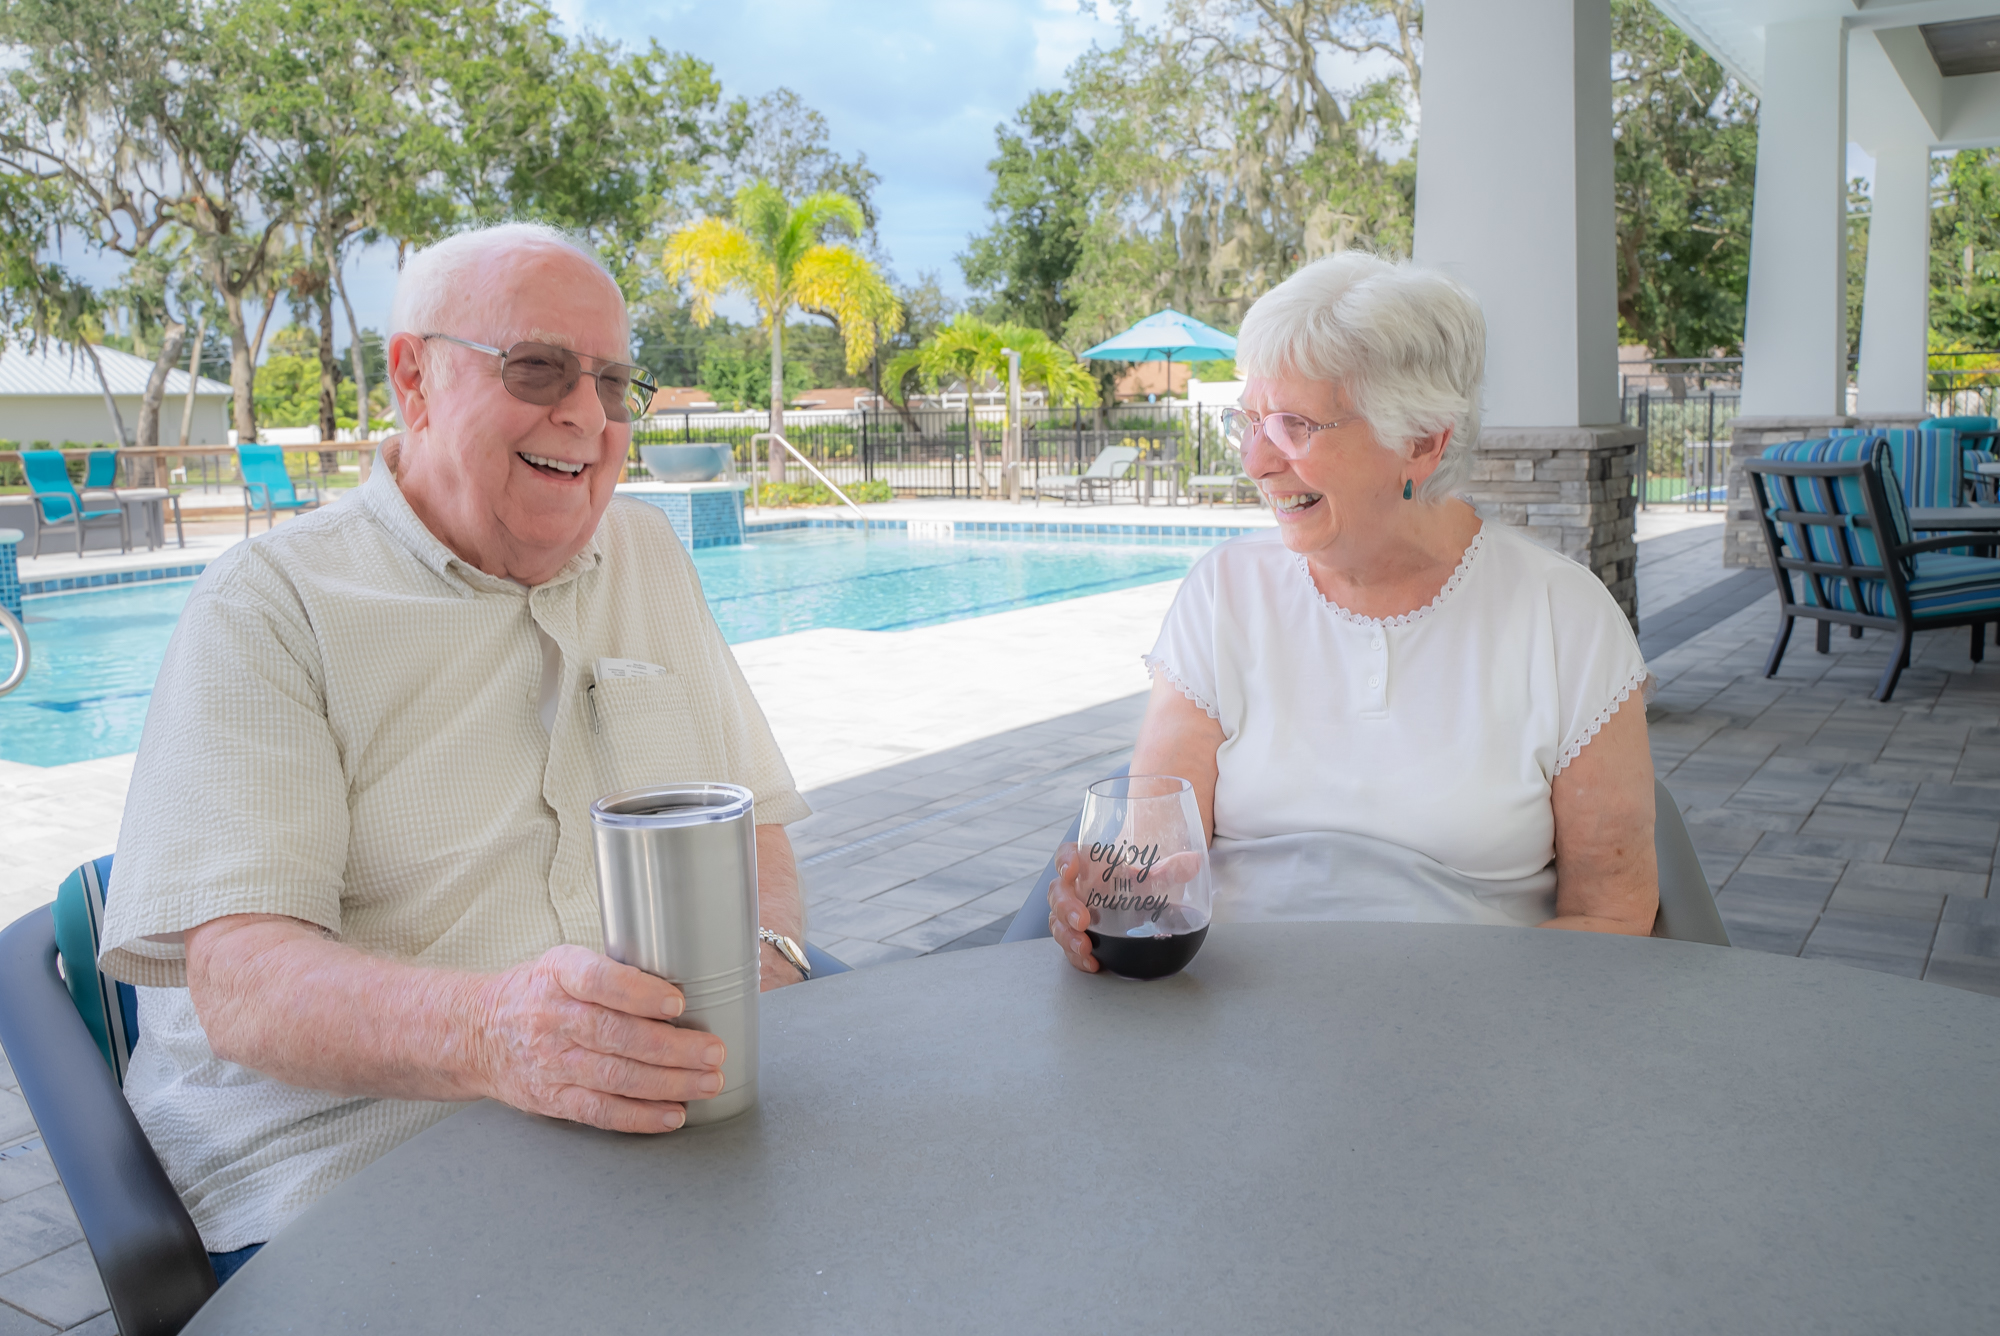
1620, 384, 1740, 511
631, 402, 1238, 498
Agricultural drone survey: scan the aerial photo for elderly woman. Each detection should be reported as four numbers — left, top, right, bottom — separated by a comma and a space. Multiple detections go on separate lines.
1050, 252, 1657, 971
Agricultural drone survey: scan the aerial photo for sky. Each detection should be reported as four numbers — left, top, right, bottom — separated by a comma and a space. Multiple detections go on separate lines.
319, 0, 1138, 351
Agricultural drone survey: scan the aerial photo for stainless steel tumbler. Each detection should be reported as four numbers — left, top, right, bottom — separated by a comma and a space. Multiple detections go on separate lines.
590, 782, 759, 1125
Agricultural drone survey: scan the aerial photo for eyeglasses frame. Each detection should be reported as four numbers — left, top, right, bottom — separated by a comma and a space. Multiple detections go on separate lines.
1221, 406, 1362, 460
421, 333, 658, 423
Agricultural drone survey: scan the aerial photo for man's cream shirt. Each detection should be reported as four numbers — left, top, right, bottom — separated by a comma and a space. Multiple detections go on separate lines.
99, 463, 808, 1250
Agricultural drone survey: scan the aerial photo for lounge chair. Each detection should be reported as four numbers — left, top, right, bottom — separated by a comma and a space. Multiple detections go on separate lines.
1033, 445, 1140, 506
1747, 437, 2000, 701
21, 449, 130, 558
238, 444, 324, 537
1187, 450, 1259, 506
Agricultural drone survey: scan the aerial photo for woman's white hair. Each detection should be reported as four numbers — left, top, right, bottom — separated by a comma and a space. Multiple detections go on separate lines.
1236, 251, 1484, 503
389, 222, 627, 388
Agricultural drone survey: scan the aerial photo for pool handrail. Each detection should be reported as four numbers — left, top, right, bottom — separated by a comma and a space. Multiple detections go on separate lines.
0, 604, 26, 697
749, 432, 870, 527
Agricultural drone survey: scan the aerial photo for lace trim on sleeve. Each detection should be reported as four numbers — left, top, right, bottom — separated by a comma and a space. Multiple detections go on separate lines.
1553, 667, 1651, 776
1142, 654, 1219, 720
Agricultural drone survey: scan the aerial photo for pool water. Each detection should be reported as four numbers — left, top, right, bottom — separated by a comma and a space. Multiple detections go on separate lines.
0, 527, 1220, 766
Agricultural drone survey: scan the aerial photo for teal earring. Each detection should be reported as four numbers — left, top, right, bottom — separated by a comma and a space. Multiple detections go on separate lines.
1402, 479, 1413, 501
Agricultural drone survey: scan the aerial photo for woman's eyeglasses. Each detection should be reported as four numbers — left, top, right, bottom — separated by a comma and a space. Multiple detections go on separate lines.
1220, 407, 1358, 460
423, 334, 658, 424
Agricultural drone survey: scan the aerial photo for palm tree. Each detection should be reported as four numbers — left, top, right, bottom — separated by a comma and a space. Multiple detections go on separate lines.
885, 315, 1097, 403
882, 315, 1097, 498
664, 182, 900, 482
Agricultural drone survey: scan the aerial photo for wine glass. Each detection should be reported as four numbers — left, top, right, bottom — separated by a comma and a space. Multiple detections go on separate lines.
1072, 774, 1214, 980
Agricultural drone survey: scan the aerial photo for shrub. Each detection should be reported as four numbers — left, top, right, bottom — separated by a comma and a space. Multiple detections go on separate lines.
755, 478, 892, 507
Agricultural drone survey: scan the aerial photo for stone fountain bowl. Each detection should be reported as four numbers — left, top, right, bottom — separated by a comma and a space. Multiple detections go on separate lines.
639, 444, 731, 483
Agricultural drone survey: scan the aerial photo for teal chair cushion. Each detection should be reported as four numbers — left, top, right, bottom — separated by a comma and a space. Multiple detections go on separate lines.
1921, 415, 1998, 434
1826, 427, 1962, 509
51, 854, 139, 1084
83, 451, 119, 490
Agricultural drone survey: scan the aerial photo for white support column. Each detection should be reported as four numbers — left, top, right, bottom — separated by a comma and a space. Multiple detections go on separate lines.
1725, 17, 1853, 568
1415, 0, 1619, 428
1856, 140, 1933, 418
1740, 19, 1850, 418
1415, 0, 1638, 621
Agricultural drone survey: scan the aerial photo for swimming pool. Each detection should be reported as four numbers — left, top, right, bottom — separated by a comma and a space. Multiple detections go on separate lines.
0, 526, 1224, 766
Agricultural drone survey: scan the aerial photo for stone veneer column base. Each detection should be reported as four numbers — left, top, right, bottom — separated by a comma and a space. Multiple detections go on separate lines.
1463, 424, 1642, 628
1723, 415, 1857, 568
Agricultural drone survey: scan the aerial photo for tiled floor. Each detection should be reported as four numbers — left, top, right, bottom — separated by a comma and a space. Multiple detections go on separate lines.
10, 507, 2000, 1332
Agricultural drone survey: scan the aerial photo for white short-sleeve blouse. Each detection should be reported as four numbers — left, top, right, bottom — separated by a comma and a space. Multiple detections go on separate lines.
1145, 523, 1648, 927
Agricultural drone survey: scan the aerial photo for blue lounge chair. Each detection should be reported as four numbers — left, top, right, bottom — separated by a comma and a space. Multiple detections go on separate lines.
1749, 437, 2000, 700
20, 449, 130, 558
237, 444, 324, 537
83, 450, 122, 492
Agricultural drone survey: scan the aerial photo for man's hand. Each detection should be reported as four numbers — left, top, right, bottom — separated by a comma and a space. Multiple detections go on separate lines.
473, 945, 725, 1132
186, 915, 725, 1135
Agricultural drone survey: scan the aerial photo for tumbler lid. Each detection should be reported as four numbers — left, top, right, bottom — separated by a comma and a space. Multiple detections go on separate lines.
590, 782, 756, 828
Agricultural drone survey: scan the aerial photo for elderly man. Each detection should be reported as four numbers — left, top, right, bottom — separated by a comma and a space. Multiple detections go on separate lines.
98, 223, 811, 1277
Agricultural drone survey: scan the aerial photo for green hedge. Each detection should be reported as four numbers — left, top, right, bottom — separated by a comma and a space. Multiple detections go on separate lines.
754, 478, 892, 508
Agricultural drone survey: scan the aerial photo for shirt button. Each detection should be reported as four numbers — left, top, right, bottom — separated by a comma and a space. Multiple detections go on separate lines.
1368, 675, 1381, 688
1371, 638, 1384, 650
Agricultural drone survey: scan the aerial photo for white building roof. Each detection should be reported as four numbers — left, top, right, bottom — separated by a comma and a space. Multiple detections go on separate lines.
0, 340, 231, 398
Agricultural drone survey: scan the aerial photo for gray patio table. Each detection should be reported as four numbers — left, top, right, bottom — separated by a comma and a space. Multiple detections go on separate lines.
184, 924, 2000, 1335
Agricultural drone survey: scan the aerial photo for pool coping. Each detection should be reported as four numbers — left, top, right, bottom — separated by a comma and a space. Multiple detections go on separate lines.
22, 563, 209, 598
744, 516, 1263, 539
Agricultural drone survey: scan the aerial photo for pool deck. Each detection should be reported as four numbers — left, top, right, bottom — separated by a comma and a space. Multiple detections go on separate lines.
16, 507, 2000, 1332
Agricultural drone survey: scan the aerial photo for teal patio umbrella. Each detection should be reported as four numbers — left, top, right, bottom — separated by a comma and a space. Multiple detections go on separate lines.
1081, 308, 1238, 403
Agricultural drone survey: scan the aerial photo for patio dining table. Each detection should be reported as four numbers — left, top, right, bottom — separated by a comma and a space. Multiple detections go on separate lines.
184, 923, 2000, 1335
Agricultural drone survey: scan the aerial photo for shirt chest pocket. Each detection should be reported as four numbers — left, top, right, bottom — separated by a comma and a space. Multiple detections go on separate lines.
588, 672, 709, 795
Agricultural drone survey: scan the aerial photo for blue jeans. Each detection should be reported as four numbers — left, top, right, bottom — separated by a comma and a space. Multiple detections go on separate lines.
209, 1242, 264, 1284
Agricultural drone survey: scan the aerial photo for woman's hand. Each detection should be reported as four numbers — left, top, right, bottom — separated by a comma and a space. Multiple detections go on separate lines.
1047, 844, 1102, 973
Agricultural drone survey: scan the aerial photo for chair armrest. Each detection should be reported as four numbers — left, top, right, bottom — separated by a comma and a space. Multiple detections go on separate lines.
243, 481, 272, 508
1894, 532, 2000, 558
0, 908, 217, 1334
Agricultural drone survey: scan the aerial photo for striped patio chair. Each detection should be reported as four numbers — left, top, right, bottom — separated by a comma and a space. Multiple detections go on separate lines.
1922, 416, 2000, 501
1749, 438, 2000, 700
51, 854, 139, 1082
1829, 426, 1980, 510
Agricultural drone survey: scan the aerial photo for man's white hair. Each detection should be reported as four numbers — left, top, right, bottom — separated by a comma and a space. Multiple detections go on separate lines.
389, 221, 629, 367
1236, 251, 1485, 503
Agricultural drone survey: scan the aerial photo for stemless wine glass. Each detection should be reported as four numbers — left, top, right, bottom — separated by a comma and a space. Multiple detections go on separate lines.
1072, 774, 1214, 980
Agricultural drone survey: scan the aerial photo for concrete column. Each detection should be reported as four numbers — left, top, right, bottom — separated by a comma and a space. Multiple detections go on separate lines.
1726, 18, 1854, 567
1415, 0, 1638, 622
1856, 140, 1934, 418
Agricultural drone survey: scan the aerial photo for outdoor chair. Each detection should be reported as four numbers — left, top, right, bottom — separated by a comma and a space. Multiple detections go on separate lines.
20, 448, 130, 558
83, 449, 122, 492
1187, 449, 1259, 506
1922, 416, 2000, 502
1829, 425, 1986, 511
1748, 438, 2000, 702
0, 856, 216, 1336
0, 851, 854, 1336
237, 444, 324, 537
1000, 769, 1730, 948
1033, 445, 1140, 506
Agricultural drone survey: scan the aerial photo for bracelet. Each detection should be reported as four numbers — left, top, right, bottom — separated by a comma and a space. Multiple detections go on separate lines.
759, 927, 811, 979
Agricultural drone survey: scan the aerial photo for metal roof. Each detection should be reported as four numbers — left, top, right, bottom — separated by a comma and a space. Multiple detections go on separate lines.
0, 340, 231, 398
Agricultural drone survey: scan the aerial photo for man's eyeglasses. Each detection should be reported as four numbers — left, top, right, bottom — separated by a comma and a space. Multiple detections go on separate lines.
1220, 407, 1359, 460
423, 334, 658, 424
